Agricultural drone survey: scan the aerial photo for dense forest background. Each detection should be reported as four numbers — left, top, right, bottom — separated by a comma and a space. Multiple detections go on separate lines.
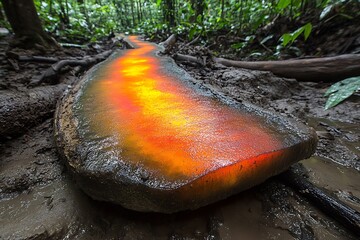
1, 0, 359, 58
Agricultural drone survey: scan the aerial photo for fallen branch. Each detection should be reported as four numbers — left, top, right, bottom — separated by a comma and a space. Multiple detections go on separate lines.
17, 56, 60, 63
258, 41, 273, 54
215, 54, 360, 82
173, 53, 206, 66
186, 34, 201, 46
173, 53, 360, 82
60, 43, 87, 49
0, 84, 68, 141
160, 34, 177, 52
6, 51, 71, 63
30, 50, 113, 86
7, 58, 19, 71
279, 168, 360, 235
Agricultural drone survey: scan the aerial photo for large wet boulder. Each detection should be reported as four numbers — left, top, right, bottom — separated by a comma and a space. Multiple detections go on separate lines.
55, 36, 317, 213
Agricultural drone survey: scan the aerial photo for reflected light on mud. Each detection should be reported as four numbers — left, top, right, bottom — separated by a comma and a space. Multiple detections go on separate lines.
87, 36, 284, 183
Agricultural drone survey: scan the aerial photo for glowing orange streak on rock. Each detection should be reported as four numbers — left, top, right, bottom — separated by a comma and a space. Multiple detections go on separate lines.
91, 36, 283, 183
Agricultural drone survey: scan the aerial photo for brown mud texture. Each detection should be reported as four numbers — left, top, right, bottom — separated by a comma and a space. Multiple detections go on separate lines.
1, 32, 360, 239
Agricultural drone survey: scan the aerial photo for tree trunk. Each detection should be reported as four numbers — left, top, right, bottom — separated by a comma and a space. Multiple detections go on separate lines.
163, 0, 175, 28
190, 0, 205, 22
0, 0, 59, 49
76, 0, 84, 14
130, 1, 136, 27
221, 0, 225, 19
49, 0, 53, 15
112, 0, 124, 28
58, 0, 70, 27
78, 0, 90, 31
136, 0, 141, 23
124, 1, 131, 27
0, 2, 4, 21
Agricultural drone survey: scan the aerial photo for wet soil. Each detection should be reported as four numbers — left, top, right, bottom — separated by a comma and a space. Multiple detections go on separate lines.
0, 33, 359, 239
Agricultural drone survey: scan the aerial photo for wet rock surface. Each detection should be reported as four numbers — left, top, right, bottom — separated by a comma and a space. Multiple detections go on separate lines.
182, 64, 360, 171
0, 38, 359, 239
55, 37, 317, 213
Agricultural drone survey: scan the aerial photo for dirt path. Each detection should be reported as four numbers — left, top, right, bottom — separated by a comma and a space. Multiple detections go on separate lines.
0, 35, 359, 239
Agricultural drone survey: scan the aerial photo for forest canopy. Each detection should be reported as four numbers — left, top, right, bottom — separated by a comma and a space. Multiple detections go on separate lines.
1, 0, 358, 47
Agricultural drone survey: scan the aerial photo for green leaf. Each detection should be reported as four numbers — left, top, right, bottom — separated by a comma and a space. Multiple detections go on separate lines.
324, 76, 360, 109
189, 27, 196, 40
280, 23, 312, 47
303, 23, 312, 40
249, 52, 263, 57
260, 35, 273, 45
231, 42, 245, 49
245, 35, 255, 42
277, 0, 291, 10
196, 15, 203, 24
320, 4, 333, 20
291, 26, 304, 42
324, 77, 358, 96
324, 82, 341, 97
281, 33, 292, 46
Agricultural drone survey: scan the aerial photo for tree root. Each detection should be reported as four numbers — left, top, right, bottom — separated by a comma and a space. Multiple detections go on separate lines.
17, 55, 60, 63
279, 167, 360, 235
0, 47, 115, 140
9, 33, 60, 51
0, 84, 68, 141
30, 50, 113, 86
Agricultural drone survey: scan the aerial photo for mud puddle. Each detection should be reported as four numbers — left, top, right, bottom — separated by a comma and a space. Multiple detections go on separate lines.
301, 156, 360, 212
1, 168, 356, 239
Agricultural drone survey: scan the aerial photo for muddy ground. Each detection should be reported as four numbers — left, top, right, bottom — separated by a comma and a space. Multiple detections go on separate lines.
0, 31, 359, 240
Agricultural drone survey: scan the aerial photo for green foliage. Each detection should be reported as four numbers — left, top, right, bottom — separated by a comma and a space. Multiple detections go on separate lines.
0, 1, 10, 29
231, 35, 255, 52
0, 0, 353, 46
27, 0, 283, 43
277, 0, 292, 11
281, 23, 312, 47
324, 76, 360, 109
33, 0, 149, 42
